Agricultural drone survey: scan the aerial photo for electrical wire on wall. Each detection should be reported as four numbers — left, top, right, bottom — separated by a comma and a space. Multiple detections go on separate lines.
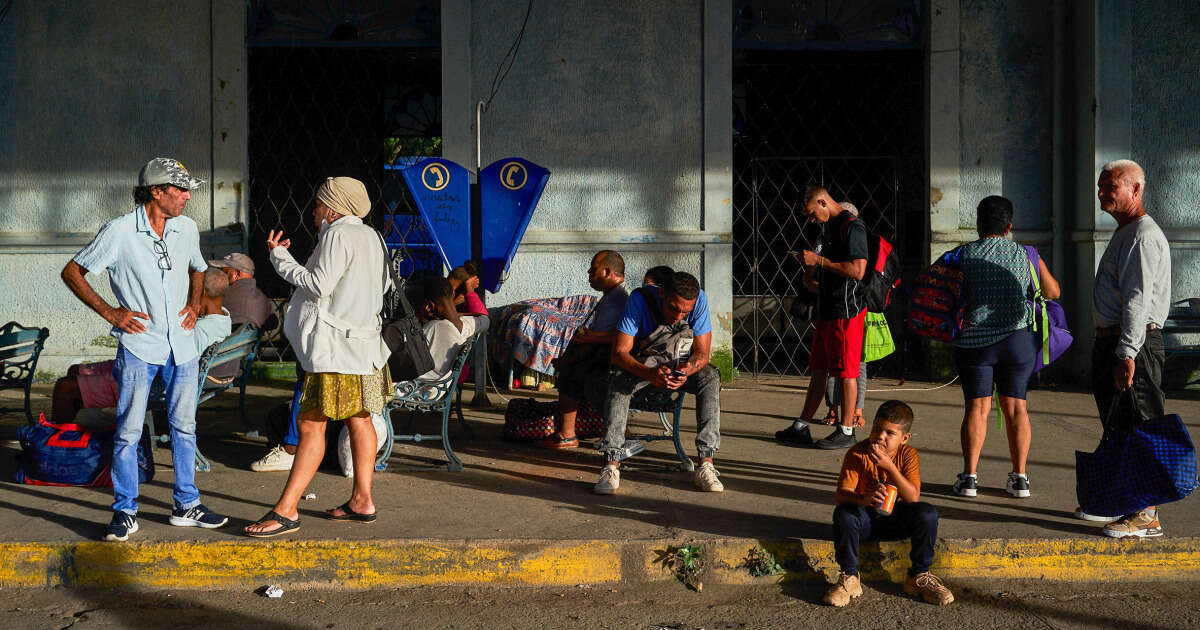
482, 0, 533, 111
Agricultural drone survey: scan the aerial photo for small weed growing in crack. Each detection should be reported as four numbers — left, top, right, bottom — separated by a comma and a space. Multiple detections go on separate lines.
654, 543, 707, 592
743, 546, 783, 577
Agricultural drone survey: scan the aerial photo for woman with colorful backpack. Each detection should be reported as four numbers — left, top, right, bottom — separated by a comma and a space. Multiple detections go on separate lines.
951, 196, 1061, 500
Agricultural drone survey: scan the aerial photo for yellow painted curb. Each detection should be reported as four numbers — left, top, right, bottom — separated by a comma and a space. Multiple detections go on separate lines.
1, 537, 1198, 589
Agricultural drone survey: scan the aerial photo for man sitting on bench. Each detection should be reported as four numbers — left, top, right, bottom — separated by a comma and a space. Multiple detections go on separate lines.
593, 271, 724, 495
538, 250, 629, 449
51, 268, 231, 423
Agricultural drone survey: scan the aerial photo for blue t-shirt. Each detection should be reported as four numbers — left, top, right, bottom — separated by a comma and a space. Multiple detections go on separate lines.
617, 286, 712, 339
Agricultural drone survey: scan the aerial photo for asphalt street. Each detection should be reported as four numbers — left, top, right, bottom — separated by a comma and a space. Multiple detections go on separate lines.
2, 578, 1197, 629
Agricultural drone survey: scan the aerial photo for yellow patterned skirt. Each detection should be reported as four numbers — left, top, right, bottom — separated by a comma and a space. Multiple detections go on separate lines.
297, 365, 391, 421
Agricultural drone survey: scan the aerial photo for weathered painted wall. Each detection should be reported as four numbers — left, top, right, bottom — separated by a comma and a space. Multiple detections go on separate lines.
0, 1, 247, 374
959, 0, 1055, 233
1130, 0, 1200, 304
463, 0, 733, 348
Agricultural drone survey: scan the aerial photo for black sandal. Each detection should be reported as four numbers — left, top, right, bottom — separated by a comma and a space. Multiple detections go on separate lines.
325, 501, 377, 523
244, 511, 300, 538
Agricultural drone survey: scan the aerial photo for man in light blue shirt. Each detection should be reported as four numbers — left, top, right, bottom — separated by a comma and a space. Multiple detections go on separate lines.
62, 157, 229, 541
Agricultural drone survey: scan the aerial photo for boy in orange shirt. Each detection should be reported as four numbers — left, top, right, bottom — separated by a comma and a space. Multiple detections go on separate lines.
824, 400, 954, 607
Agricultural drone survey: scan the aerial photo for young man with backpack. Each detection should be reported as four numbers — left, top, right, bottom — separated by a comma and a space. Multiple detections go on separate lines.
594, 271, 724, 494
777, 186, 869, 450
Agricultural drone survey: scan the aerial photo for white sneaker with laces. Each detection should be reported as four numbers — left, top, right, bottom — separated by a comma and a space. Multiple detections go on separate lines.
594, 464, 620, 495
1005, 472, 1031, 498
250, 445, 295, 472
695, 461, 724, 492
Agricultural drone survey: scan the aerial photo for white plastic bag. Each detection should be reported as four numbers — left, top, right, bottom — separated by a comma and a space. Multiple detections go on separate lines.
338, 411, 389, 477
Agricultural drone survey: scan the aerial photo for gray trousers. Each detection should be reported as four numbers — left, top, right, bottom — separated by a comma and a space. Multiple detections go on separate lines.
599, 365, 722, 462
825, 363, 868, 411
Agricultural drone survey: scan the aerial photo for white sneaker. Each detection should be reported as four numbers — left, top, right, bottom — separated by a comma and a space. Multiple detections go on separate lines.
594, 464, 620, 495
250, 445, 295, 472
695, 461, 724, 492
1005, 472, 1031, 498
1073, 507, 1119, 522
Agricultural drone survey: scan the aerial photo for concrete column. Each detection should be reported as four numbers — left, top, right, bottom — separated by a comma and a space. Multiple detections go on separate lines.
1064, 0, 1132, 382
703, 0, 733, 350
441, 0, 474, 175
928, 0, 961, 262
210, 0, 249, 250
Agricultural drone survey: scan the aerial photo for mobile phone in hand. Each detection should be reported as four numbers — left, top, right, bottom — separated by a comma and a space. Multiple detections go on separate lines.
670, 369, 686, 378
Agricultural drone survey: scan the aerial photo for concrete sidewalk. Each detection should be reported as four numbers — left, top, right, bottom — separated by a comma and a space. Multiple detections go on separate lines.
2, 377, 1199, 589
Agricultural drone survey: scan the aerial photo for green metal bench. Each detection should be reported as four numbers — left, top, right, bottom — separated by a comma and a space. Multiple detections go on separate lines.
376, 332, 481, 472
0, 321, 50, 425
627, 387, 692, 471
148, 323, 263, 471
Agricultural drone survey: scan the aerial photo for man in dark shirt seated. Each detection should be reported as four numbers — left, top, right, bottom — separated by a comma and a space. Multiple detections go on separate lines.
539, 250, 629, 448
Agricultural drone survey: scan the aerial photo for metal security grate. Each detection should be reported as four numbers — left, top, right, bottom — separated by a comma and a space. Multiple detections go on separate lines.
245, 2, 441, 360
732, 50, 925, 377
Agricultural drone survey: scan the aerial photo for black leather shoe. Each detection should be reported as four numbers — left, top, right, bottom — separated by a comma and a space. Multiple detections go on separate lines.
775, 425, 813, 445
816, 426, 858, 450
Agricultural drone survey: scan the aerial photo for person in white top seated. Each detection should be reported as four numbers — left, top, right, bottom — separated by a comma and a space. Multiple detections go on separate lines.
245, 176, 392, 538
192, 268, 232, 363
413, 275, 490, 382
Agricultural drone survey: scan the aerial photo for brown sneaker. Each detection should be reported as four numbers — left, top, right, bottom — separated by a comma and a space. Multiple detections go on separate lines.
1103, 509, 1163, 538
904, 572, 954, 605
822, 572, 863, 607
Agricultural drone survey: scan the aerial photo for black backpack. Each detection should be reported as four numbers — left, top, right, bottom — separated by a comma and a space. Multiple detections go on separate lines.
862, 230, 901, 313
374, 232, 435, 381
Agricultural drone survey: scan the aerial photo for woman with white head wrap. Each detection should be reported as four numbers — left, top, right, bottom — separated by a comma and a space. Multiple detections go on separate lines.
246, 177, 392, 537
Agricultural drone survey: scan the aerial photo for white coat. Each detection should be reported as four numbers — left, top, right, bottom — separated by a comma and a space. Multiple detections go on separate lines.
271, 216, 392, 375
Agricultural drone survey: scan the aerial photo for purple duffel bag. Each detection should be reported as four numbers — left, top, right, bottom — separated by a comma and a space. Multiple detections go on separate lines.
1024, 245, 1073, 372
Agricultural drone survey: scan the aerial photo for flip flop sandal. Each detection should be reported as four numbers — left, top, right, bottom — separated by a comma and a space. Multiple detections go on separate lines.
537, 434, 579, 448
245, 511, 300, 538
325, 501, 377, 523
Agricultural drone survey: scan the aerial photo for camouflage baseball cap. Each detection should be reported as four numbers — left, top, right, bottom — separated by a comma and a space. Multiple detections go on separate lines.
138, 157, 205, 189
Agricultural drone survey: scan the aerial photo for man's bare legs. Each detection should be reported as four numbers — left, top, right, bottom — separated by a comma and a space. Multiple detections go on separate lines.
797, 369, 829, 425
554, 394, 579, 440
839, 376, 857, 428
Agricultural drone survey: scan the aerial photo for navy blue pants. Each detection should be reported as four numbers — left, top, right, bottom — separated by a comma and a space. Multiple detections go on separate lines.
833, 501, 938, 576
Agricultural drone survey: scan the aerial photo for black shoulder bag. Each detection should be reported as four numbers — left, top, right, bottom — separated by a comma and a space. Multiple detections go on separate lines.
374, 231, 435, 381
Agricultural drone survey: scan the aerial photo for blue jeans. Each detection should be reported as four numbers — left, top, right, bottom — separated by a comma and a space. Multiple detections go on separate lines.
282, 368, 305, 447
112, 346, 199, 515
833, 502, 939, 576
599, 365, 722, 462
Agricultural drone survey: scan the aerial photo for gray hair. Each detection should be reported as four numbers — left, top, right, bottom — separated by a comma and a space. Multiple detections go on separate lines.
203, 267, 229, 298
1101, 159, 1146, 188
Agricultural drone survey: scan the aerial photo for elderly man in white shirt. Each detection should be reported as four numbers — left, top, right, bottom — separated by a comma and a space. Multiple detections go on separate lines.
1084, 159, 1172, 539
245, 176, 392, 538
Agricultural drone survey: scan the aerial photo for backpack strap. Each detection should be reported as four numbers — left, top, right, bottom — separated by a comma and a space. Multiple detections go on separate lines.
374, 230, 417, 319
1023, 245, 1050, 366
